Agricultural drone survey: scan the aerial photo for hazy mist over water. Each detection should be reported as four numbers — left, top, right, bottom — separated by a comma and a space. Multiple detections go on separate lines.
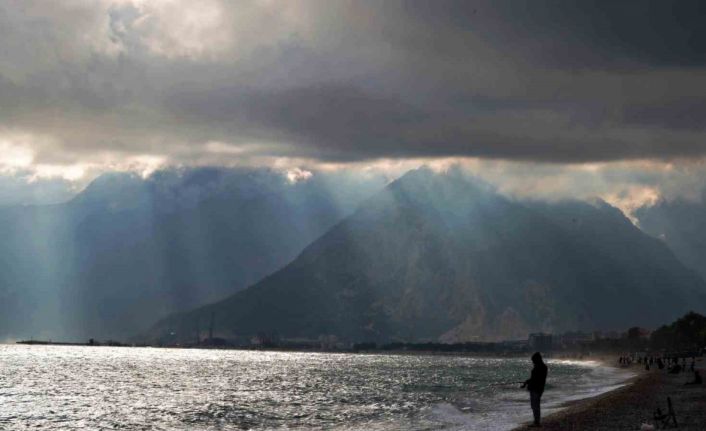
0, 345, 632, 430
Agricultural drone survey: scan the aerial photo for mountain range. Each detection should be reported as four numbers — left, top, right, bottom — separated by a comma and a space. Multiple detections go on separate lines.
635, 195, 706, 281
148, 168, 706, 343
0, 167, 385, 340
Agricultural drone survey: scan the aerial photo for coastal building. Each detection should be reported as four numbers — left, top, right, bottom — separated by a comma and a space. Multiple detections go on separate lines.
318, 334, 346, 350
555, 331, 594, 349
498, 339, 529, 353
528, 333, 553, 352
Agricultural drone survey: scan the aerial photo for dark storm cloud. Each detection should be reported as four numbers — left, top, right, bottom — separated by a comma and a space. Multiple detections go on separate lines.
423, 0, 706, 69
1, 0, 706, 167
622, 99, 706, 131
164, 78, 706, 163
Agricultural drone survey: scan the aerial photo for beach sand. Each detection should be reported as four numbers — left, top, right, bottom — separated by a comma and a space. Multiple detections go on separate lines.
514, 358, 706, 430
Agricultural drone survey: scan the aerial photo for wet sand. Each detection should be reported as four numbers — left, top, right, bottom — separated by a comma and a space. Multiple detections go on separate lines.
514, 358, 706, 430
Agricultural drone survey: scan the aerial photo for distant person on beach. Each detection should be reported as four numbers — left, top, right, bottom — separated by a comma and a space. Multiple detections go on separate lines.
685, 370, 702, 385
521, 352, 548, 427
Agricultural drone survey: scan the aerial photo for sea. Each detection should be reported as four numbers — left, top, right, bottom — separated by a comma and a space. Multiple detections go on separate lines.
0, 345, 633, 430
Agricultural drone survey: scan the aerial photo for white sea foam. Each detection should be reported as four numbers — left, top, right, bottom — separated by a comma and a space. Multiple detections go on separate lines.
426, 358, 635, 430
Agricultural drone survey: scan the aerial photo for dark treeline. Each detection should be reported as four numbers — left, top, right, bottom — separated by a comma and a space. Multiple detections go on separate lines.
29, 311, 705, 355
352, 312, 706, 356
651, 312, 706, 351
601, 312, 706, 355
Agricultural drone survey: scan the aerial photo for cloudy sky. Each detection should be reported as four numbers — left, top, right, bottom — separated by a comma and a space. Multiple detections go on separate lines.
1, 0, 706, 210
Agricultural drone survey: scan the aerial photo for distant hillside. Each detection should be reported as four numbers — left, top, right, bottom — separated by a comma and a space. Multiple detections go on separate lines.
149, 168, 706, 344
635, 196, 706, 280
0, 168, 385, 340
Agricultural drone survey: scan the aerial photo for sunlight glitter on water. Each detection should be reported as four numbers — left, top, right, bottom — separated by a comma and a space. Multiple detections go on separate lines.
0, 345, 632, 430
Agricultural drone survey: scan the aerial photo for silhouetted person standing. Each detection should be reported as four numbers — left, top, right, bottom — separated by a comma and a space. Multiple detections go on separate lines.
521, 352, 548, 427
685, 370, 702, 385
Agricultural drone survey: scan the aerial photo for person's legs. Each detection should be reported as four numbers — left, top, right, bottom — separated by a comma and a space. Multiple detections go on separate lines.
530, 391, 541, 425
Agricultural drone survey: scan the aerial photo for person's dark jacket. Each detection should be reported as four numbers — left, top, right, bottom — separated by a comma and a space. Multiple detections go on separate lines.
527, 361, 548, 394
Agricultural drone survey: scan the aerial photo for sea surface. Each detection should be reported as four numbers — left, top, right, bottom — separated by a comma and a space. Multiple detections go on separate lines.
0, 345, 632, 430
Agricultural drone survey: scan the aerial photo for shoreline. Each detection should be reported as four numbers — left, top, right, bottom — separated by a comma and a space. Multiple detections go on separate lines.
513, 357, 706, 430
10, 340, 607, 361
7, 341, 558, 359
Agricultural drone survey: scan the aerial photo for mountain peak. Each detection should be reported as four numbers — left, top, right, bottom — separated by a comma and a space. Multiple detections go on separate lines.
147, 169, 706, 344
